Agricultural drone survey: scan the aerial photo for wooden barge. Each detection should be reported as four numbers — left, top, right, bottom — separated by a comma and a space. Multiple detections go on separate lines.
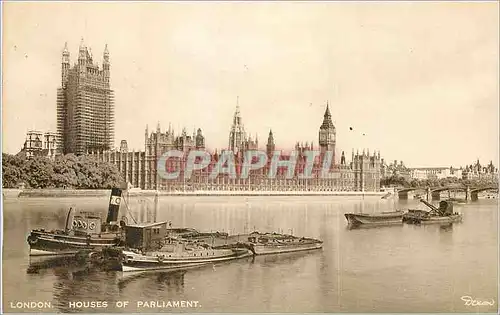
403, 200, 462, 225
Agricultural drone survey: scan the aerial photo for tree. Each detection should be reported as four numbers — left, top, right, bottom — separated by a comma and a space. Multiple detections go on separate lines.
52, 154, 78, 188
2, 152, 123, 189
380, 175, 410, 188
99, 162, 122, 188
410, 179, 420, 188
2, 153, 25, 188
23, 157, 55, 188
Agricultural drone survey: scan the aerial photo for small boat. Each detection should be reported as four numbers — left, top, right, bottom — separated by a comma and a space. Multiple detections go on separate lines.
344, 211, 404, 226
403, 200, 462, 225
119, 221, 252, 272
246, 232, 323, 255
26, 188, 125, 256
381, 192, 393, 199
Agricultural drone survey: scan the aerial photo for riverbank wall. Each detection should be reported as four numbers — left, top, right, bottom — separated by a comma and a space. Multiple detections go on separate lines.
2, 188, 387, 199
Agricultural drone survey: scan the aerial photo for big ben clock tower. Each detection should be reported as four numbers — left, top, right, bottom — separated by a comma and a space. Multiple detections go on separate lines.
318, 102, 336, 162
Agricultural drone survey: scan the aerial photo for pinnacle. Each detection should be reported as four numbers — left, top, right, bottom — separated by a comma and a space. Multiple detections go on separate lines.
320, 102, 334, 130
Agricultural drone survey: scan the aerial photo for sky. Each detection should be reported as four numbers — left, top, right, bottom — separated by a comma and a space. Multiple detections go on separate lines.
2, 1, 499, 167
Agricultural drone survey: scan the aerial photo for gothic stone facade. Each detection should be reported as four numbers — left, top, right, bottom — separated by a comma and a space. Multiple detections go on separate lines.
17, 130, 58, 160
91, 103, 381, 192
93, 123, 205, 189
57, 40, 114, 155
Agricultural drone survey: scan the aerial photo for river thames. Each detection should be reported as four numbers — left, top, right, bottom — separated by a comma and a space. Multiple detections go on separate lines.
2, 196, 498, 313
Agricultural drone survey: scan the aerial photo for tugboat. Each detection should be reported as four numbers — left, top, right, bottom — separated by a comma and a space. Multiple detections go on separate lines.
403, 199, 462, 225
119, 221, 252, 272
344, 210, 404, 227
246, 232, 323, 255
26, 188, 125, 256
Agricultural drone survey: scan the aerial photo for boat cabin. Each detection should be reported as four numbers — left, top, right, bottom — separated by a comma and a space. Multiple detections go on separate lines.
438, 201, 454, 216
124, 221, 169, 251
70, 212, 102, 236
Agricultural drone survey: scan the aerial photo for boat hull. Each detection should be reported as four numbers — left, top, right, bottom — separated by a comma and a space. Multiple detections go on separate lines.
404, 214, 463, 225
121, 249, 252, 272
249, 241, 323, 255
27, 231, 121, 257
344, 212, 403, 226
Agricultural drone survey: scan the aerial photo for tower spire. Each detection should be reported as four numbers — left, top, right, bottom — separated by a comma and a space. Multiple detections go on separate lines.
62, 42, 70, 63
235, 96, 240, 114
102, 44, 110, 78
103, 44, 110, 63
320, 101, 334, 130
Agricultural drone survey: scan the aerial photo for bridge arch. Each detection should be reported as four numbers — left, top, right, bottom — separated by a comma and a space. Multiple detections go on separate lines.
430, 187, 467, 193
395, 186, 498, 201
397, 187, 432, 200
397, 187, 429, 193
470, 186, 498, 194
470, 186, 498, 201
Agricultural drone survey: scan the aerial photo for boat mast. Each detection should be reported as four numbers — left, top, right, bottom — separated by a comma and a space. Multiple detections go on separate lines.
64, 207, 74, 232
154, 190, 159, 223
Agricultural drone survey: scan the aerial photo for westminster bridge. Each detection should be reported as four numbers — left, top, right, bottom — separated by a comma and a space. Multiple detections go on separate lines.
396, 186, 498, 201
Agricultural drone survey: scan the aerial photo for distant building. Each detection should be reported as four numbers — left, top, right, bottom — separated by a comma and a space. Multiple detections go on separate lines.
17, 130, 57, 160
382, 160, 411, 180
92, 123, 205, 189
462, 160, 498, 181
92, 102, 381, 192
57, 39, 114, 155
318, 102, 336, 160
228, 100, 258, 153
408, 167, 462, 180
144, 123, 206, 189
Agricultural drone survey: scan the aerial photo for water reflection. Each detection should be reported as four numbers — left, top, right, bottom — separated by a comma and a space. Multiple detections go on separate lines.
2, 196, 498, 313
439, 223, 454, 232
250, 250, 322, 266
27, 256, 82, 275
118, 270, 187, 293
52, 269, 120, 312
345, 223, 404, 231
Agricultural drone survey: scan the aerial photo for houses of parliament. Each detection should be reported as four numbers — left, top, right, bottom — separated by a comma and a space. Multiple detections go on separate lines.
54, 40, 381, 192
92, 101, 381, 192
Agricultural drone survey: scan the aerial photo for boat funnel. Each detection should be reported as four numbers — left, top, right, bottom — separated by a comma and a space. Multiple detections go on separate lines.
106, 188, 123, 224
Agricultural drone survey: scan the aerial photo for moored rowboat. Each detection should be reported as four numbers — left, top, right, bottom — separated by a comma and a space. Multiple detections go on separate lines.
344, 211, 404, 226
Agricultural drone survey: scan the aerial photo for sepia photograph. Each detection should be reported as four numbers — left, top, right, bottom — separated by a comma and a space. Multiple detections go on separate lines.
1, 1, 499, 313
